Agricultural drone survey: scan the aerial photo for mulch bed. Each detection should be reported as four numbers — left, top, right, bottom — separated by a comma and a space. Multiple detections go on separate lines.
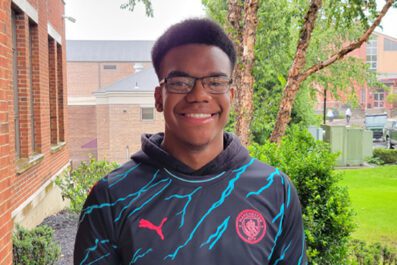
41, 210, 79, 265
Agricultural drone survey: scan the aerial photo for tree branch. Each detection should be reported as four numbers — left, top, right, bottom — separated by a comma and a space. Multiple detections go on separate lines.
300, 0, 394, 81
269, 0, 322, 143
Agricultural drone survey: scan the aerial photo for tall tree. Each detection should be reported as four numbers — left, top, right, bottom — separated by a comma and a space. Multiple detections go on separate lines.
269, 0, 396, 143
233, 0, 259, 146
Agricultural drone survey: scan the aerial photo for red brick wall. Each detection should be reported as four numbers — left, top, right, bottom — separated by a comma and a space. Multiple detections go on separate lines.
0, 0, 69, 264
0, 1, 13, 262
97, 104, 164, 164
68, 105, 97, 167
67, 62, 152, 97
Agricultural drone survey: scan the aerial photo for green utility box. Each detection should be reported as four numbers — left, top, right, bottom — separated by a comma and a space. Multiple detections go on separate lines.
321, 125, 373, 166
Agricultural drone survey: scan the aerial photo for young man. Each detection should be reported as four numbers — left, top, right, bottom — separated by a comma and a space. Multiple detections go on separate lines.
74, 18, 307, 265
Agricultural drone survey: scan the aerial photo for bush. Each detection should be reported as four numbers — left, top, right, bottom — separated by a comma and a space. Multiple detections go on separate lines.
373, 148, 397, 164
13, 225, 60, 265
348, 239, 397, 265
56, 156, 119, 213
249, 125, 355, 264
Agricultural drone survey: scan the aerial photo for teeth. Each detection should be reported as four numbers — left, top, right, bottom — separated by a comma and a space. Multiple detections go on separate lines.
185, 113, 212, 118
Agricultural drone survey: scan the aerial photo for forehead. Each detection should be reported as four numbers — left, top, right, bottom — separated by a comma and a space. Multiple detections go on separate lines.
159, 44, 232, 78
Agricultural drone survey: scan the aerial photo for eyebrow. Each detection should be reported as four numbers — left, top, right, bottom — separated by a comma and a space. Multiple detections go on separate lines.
166, 71, 229, 78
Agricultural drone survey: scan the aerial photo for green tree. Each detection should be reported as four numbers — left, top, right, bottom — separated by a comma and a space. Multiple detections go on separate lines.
203, 0, 385, 144
269, 0, 396, 143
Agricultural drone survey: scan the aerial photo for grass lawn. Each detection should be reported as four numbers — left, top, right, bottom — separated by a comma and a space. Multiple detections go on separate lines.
339, 165, 397, 247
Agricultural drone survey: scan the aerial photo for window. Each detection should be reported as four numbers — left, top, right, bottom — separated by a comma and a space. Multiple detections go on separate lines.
48, 38, 65, 146
384, 38, 397, 51
12, 11, 39, 159
141, 107, 154, 120
57, 43, 64, 142
361, 88, 366, 104
48, 37, 58, 145
103, 64, 117, 70
29, 21, 41, 153
373, 90, 385, 108
366, 37, 377, 71
12, 10, 20, 158
29, 22, 40, 152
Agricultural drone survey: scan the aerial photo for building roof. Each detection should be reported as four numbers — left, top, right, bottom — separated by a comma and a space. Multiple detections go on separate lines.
97, 67, 158, 93
66, 40, 154, 62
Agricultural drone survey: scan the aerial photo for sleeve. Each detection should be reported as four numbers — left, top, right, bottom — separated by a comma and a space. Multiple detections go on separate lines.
73, 180, 121, 265
270, 174, 308, 265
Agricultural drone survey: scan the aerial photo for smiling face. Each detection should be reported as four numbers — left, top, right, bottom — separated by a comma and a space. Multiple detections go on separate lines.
155, 44, 234, 153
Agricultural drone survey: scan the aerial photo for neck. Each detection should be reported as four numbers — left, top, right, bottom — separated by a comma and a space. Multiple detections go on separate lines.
161, 135, 224, 171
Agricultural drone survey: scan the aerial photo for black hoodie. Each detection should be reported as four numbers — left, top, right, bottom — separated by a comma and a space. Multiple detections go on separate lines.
74, 133, 307, 265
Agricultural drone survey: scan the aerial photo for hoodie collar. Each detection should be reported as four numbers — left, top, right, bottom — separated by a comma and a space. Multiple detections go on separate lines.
131, 132, 251, 176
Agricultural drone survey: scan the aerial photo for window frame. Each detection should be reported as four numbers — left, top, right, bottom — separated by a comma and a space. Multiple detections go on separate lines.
141, 107, 155, 121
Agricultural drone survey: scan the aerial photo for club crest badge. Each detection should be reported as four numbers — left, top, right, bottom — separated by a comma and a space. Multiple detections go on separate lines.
236, 209, 266, 244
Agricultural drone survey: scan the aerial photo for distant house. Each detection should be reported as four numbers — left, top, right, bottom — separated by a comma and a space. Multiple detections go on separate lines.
315, 32, 397, 117
67, 40, 164, 165
0, 0, 69, 263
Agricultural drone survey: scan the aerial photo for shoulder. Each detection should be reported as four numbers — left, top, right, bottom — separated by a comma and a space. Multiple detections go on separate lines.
243, 158, 286, 183
241, 158, 298, 201
90, 160, 159, 200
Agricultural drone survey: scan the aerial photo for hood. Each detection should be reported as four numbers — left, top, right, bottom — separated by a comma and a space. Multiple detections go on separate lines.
131, 132, 251, 176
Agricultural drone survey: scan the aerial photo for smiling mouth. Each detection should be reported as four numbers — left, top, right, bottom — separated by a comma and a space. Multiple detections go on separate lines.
183, 113, 218, 118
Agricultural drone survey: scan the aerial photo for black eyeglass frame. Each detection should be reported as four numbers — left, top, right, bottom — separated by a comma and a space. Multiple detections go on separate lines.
159, 75, 233, 94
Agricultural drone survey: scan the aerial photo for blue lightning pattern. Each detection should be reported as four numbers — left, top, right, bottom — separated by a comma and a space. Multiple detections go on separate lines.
79, 170, 162, 224
126, 179, 172, 219
114, 172, 170, 222
85, 254, 110, 265
165, 186, 202, 228
286, 182, 291, 208
109, 163, 141, 188
298, 231, 307, 265
80, 239, 116, 265
246, 169, 280, 198
268, 203, 285, 261
129, 248, 153, 264
272, 241, 292, 265
164, 158, 255, 261
200, 216, 230, 250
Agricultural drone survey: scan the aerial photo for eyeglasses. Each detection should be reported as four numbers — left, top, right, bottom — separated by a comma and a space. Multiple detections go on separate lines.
160, 75, 232, 94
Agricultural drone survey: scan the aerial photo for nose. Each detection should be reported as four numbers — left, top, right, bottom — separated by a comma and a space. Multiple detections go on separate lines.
185, 79, 211, 103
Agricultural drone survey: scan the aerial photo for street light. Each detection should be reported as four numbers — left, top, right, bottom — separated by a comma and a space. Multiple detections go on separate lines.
62, 15, 76, 23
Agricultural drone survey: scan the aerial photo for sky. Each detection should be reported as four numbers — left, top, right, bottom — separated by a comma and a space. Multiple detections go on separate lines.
64, 0, 397, 41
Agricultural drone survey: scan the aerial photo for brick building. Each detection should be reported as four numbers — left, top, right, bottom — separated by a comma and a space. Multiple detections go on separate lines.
0, 0, 69, 263
316, 32, 397, 117
67, 40, 164, 165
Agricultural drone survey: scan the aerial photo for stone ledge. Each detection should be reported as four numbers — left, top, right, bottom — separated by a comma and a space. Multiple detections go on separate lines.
16, 153, 45, 175
51, 141, 66, 154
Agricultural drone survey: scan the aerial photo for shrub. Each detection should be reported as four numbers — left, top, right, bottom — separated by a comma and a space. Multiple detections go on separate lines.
249, 125, 355, 264
56, 156, 119, 213
373, 148, 397, 165
13, 225, 60, 265
366, 156, 385, 166
348, 239, 397, 265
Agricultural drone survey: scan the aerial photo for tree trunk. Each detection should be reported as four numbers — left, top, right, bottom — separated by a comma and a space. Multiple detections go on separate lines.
269, 0, 322, 143
269, 0, 394, 143
227, 0, 243, 119
234, 0, 259, 146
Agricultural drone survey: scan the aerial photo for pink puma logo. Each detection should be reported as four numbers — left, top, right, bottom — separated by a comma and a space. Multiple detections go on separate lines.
139, 217, 168, 240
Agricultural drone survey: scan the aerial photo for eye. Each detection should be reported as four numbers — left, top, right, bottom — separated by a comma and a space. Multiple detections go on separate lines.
206, 77, 228, 87
168, 77, 192, 88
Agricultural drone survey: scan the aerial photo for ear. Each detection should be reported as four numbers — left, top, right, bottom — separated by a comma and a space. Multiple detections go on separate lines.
154, 86, 163, 112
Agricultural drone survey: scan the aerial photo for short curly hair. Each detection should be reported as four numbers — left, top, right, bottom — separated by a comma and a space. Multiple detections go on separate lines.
151, 18, 236, 79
